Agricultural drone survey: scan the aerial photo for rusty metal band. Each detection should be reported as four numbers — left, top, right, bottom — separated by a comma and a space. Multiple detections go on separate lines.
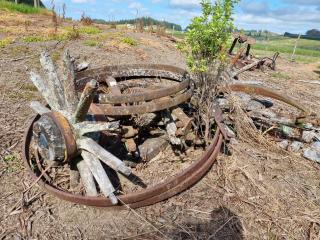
44, 111, 77, 161
96, 88, 194, 116
75, 64, 189, 91
229, 83, 309, 114
98, 77, 190, 104
22, 115, 223, 209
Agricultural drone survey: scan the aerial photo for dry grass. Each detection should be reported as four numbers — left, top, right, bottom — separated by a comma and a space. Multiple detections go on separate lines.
213, 95, 320, 239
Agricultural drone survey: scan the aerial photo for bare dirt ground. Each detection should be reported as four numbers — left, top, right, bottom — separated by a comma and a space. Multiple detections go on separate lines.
1, 12, 320, 239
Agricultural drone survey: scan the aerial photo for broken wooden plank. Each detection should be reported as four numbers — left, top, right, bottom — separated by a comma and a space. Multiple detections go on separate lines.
74, 121, 120, 136
81, 151, 118, 205
76, 159, 97, 196
62, 50, 79, 112
30, 101, 51, 115
30, 72, 60, 111
73, 79, 98, 123
77, 137, 132, 176
39, 51, 65, 109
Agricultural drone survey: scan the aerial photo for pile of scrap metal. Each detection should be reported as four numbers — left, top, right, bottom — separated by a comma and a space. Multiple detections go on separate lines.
23, 51, 225, 208
229, 33, 279, 78
217, 83, 320, 163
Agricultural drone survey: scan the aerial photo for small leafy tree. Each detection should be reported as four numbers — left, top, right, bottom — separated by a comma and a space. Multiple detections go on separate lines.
186, 0, 238, 72
185, 0, 238, 143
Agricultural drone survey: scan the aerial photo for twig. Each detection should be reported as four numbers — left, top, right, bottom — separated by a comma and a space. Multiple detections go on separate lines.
7, 163, 53, 216
298, 80, 320, 85
117, 197, 169, 240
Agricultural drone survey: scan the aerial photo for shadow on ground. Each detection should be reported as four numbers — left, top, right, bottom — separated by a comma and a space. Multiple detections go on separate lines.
168, 206, 243, 240
314, 70, 320, 77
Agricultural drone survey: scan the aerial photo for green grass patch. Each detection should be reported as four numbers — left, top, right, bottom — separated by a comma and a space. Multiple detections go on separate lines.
23, 35, 45, 43
4, 154, 16, 163
78, 26, 101, 35
23, 29, 80, 43
0, 0, 46, 14
0, 38, 11, 48
83, 40, 100, 47
121, 37, 138, 46
271, 72, 290, 80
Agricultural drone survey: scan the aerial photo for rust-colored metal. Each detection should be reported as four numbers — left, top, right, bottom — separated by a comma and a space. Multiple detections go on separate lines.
96, 88, 193, 116
229, 83, 309, 115
45, 111, 77, 161
75, 64, 188, 91
99, 77, 190, 104
22, 114, 223, 208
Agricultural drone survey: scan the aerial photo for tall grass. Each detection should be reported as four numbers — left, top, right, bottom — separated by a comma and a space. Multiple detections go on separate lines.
0, 0, 46, 14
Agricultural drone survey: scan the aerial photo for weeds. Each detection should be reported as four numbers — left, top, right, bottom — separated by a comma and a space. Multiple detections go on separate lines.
3, 154, 22, 173
80, 12, 93, 25
0, 38, 11, 48
78, 26, 101, 35
121, 37, 138, 46
83, 40, 100, 47
4, 154, 16, 163
23, 35, 45, 43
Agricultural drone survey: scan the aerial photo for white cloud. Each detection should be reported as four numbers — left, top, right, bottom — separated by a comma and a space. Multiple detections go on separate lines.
169, 0, 200, 10
71, 0, 95, 3
129, 2, 143, 9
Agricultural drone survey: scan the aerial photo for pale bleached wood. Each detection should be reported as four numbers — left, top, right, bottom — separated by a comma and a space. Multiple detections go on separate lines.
30, 71, 61, 111
232, 60, 260, 78
73, 79, 98, 123
77, 137, 132, 176
62, 50, 79, 112
39, 51, 65, 110
81, 151, 118, 205
298, 80, 320, 85
76, 159, 97, 196
30, 101, 51, 115
74, 121, 120, 136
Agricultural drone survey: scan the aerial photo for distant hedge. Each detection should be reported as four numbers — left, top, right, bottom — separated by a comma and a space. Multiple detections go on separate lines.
284, 32, 320, 41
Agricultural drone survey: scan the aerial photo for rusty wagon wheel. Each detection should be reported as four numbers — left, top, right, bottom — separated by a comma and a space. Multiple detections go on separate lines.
23, 51, 224, 208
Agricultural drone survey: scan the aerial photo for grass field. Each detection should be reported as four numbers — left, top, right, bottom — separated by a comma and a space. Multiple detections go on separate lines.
0, 0, 48, 14
251, 37, 320, 63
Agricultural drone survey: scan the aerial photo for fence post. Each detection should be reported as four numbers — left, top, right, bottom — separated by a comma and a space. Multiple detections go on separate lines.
291, 34, 301, 61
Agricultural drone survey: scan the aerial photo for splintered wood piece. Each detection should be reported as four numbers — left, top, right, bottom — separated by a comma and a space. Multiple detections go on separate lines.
30, 101, 51, 115
138, 137, 168, 162
105, 76, 126, 107
62, 50, 79, 112
73, 79, 98, 123
74, 121, 120, 136
77, 137, 132, 176
81, 151, 118, 205
39, 51, 65, 109
76, 159, 97, 196
171, 107, 192, 135
30, 72, 61, 111
164, 110, 181, 145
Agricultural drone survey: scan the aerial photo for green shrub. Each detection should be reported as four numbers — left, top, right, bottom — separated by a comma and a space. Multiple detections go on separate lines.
121, 37, 138, 46
186, 0, 239, 72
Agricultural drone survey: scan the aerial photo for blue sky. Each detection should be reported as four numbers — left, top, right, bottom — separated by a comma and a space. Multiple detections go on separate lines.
43, 0, 320, 34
